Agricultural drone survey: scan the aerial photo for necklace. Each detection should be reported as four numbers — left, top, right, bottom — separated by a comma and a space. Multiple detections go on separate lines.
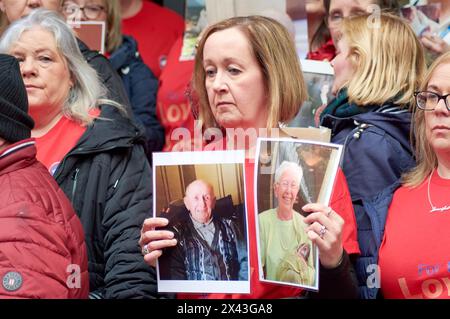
427, 170, 450, 213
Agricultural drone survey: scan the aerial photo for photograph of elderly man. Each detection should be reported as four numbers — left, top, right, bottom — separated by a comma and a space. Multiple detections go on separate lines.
158, 177, 248, 282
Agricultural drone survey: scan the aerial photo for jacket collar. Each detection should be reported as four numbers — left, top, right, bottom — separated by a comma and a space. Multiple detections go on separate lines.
319, 88, 375, 122
72, 104, 145, 155
53, 104, 145, 183
0, 139, 37, 176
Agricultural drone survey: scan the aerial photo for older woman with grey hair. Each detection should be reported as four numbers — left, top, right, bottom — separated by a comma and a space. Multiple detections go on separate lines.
258, 161, 316, 287
0, 9, 156, 299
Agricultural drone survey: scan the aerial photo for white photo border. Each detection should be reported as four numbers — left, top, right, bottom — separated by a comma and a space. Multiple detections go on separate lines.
254, 137, 343, 292
153, 150, 250, 294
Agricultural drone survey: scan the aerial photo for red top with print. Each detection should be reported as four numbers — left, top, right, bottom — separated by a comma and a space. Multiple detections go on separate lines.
379, 170, 450, 299
156, 37, 196, 151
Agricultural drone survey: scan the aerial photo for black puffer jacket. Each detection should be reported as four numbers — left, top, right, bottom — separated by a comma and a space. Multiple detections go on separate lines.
109, 35, 164, 159
78, 39, 132, 116
53, 104, 157, 299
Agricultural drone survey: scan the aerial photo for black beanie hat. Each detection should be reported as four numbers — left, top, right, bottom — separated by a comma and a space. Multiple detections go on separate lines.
0, 54, 34, 143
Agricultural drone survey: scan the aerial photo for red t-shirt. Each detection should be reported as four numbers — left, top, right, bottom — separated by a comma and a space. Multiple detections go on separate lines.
35, 110, 100, 175
156, 37, 196, 151
35, 116, 87, 175
179, 161, 359, 299
378, 170, 450, 299
121, 1, 184, 78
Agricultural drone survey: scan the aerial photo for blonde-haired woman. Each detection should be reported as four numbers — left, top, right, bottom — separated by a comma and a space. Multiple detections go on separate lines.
61, 0, 164, 155
319, 13, 427, 298
362, 52, 450, 299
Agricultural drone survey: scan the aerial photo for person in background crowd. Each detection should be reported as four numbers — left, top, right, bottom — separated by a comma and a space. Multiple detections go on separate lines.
321, 0, 400, 60
302, 0, 335, 61
157, 36, 196, 151
61, 0, 164, 156
0, 9, 156, 299
140, 16, 360, 299
0, 53, 88, 299
362, 52, 450, 299
120, 0, 184, 78
0, 0, 133, 115
419, 0, 449, 57
319, 13, 426, 298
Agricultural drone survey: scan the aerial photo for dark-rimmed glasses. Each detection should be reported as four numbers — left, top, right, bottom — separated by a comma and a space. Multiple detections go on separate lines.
62, 3, 105, 20
414, 91, 450, 111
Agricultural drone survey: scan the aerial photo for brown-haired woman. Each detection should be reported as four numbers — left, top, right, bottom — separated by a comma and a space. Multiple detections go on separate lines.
140, 15, 361, 299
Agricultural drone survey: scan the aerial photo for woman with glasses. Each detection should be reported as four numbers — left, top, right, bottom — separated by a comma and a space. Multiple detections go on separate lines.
0, 0, 132, 118
319, 13, 426, 298
300, 0, 334, 61
362, 52, 450, 299
61, 0, 164, 157
321, 0, 399, 60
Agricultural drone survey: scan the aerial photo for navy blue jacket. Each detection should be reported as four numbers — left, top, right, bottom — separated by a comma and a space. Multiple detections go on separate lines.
359, 181, 401, 299
109, 35, 164, 156
322, 104, 415, 298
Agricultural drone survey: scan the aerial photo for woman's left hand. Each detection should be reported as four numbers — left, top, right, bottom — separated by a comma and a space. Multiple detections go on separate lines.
302, 203, 344, 269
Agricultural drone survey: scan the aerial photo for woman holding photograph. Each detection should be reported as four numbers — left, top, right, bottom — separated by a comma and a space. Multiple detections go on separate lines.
140, 15, 360, 299
61, 0, 164, 156
319, 13, 426, 298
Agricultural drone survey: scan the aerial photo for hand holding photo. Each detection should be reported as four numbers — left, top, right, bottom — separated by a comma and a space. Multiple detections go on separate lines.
255, 138, 343, 291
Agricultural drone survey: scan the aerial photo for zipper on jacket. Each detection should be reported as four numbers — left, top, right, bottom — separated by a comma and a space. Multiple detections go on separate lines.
54, 144, 129, 182
71, 168, 80, 200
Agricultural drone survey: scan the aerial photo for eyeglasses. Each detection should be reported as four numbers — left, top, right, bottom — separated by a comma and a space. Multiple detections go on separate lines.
62, 3, 105, 20
327, 13, 344, 27
278, 181, 299, 190
414, 91, 450, 111
326, 10, 368, 27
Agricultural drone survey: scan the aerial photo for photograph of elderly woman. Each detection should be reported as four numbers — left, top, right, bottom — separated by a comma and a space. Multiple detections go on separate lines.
153, 151, 249, 294
255, 138, 342, 290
